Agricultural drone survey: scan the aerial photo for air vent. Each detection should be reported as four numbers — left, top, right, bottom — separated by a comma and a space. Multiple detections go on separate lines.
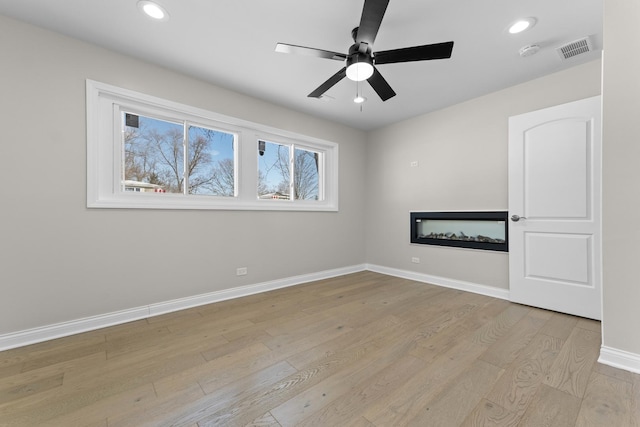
556, 37, 593, 60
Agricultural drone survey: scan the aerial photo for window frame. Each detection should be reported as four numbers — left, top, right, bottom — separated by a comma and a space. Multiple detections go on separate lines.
86, 80, 338, 211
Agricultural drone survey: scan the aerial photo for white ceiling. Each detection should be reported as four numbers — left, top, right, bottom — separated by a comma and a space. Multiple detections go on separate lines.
0, 0, 602, 131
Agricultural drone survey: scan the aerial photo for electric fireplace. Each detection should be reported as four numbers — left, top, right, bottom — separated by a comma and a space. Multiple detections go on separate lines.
410, 211, 508, 252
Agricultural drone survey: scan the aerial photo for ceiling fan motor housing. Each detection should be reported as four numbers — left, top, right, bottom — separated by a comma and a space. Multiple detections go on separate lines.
347, 43, 373, 65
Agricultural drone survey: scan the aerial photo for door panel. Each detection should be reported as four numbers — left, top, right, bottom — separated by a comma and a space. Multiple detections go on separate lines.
525, 233, 591, 284
509, 96, 601, 319
525, 121, 589, 218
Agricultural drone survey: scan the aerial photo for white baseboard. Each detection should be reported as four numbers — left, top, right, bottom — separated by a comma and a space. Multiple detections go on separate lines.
598, 346, 640, 374
365, 264, 511, 301
0, 264, 366, 351
0, 307, 151, 353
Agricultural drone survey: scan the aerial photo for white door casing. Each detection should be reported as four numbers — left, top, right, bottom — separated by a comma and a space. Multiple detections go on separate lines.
508, 96, 601, 320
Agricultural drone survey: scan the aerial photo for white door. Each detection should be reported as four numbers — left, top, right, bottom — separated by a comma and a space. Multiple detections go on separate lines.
508, 96, 601, 320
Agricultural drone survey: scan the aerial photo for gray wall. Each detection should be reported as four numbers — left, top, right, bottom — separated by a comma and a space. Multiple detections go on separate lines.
602, 1, 640, 356
365, 60, 602, 289
0, 15, 367, 335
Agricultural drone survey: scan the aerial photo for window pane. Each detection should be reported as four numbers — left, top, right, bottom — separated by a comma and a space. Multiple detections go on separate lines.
187, 125, 236, 196
258, 140, 290, 200
294, 148, 320, 200
123, 112, 183, 193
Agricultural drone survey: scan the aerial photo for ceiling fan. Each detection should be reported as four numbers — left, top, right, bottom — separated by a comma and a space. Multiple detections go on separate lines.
275, 0, 454, 102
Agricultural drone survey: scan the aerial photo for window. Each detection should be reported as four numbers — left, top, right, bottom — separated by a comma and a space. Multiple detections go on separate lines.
87, 80, 338, 211
258, 140, 321, 201
122, 112, 237, 196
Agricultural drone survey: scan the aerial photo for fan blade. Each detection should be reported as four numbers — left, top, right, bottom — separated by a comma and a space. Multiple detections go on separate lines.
275, 43, 347, 61
356, 0, 390, 46
367, 67, 396, 101
308, 67, 347, 98
374, 41, 454, 64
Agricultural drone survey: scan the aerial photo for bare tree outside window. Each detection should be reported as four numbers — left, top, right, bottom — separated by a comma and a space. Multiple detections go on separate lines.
123, 113, 236, 196
293, 148, 319, 200
258, 140, 320, 200
146, 127, 185, 193
187, 125, 234, 196
124, 125, 159, 183
258, 140, 289, 199
124, 119, 184, 193
205, 158, 235, 197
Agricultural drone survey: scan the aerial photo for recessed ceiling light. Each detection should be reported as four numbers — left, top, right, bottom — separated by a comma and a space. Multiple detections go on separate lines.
137, 1, 169, 21
508, 17, 536, 34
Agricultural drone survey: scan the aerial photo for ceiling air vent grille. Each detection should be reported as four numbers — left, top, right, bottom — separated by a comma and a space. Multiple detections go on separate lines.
556, 37, 593, 60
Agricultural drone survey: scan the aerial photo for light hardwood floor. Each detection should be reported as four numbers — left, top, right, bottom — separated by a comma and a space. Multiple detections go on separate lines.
1, 271, 638, 426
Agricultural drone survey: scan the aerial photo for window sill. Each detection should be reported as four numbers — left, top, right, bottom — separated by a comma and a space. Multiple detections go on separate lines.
87, 193, 338, 211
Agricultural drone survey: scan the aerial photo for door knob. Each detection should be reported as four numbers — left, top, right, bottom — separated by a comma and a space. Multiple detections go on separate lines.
511, 215, 526, 222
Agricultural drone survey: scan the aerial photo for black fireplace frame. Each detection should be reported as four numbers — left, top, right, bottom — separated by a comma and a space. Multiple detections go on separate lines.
410, 211, 509, 252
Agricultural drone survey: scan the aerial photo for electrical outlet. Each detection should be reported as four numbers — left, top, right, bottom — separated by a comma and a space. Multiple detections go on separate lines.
411, 257, 420, 264
236, 267, 247, 276
410, 161, 419, 167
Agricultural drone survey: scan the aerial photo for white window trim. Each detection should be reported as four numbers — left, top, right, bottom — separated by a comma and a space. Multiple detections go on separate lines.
86, 80, 338, 211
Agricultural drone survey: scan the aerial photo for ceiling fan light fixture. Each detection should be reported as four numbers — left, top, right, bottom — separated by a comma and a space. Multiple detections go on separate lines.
346, 53, 374, 81
508, 17, 536, 34
346, 62, 374, 81
354, 95, 367, 104
137, 1, 169, 21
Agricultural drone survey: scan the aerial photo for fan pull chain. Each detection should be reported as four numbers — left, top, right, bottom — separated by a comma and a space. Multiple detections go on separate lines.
355, 80, 365, 112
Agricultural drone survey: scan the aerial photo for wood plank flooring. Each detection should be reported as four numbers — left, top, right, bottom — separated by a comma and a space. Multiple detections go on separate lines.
0, 271, 638, 426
